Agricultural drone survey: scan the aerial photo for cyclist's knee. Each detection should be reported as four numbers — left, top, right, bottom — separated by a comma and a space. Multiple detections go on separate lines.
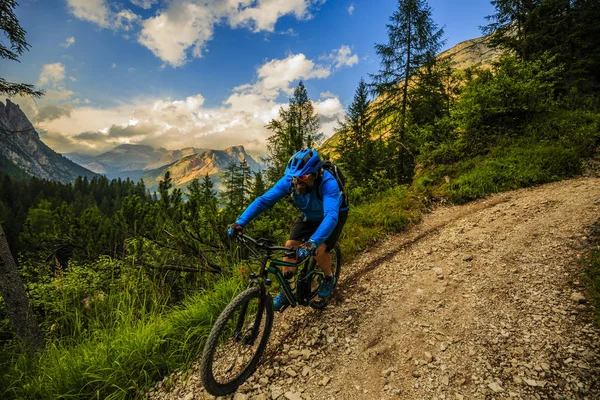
285, 239, 302, 248
314, 243, 329, 262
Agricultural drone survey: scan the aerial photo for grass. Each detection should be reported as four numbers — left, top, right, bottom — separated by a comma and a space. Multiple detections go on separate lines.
1, 278, 244, 399
416, 138, 583, 204
583, 221, 600, 326
340, 185, 423, 258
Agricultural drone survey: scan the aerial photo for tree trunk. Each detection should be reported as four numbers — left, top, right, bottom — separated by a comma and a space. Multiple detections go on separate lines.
0, 224, 41, 350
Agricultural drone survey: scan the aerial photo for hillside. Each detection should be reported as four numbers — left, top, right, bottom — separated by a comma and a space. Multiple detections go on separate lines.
319, 33, 503, 157
0, 99, 98, 183
150, 177, 600, 400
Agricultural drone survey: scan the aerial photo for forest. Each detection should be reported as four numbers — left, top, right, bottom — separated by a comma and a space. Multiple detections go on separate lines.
1, 0, 599, 398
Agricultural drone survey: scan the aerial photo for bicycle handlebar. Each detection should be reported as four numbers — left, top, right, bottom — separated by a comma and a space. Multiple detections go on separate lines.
235, 234, 296, 257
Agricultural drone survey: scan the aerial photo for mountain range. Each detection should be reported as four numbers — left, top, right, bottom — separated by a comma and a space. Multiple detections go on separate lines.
0, 98, 263, 192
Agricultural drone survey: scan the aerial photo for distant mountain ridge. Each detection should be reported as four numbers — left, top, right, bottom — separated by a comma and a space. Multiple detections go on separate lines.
141, 145, 264, 192
65, 144, 207, 179
66, 143, 264, 192
0, 99, 98, 182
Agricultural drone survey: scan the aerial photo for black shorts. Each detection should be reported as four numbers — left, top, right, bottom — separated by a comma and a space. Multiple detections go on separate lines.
289, 209, 348, 251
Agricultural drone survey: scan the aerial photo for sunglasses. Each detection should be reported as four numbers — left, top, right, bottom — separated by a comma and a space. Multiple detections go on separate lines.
292, 174, 313, 185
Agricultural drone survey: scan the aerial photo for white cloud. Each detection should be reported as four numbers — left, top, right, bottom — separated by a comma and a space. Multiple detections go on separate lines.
112, 63, 117, 68
228, 0, 310, 32
61, 36, 76, 48
66, 0, 111, 28
324, 45, 359, 70
348, 4, 354, 15
320, 91, 336, 99
26, 51, 346, 155
66, 0, 323, 68
138, 3, 217, 67
38, 63, 66, 87
66, 0, 140, 31
138, 0, 319, 67
130, 0, 157, 9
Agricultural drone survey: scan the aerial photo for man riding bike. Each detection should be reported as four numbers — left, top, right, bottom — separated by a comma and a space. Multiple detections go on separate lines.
227, 148, 349, 311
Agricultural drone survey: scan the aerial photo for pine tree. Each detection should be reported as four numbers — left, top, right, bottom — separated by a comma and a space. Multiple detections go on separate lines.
482, 0, 539, 60
222, 161, 243, 212
0, 0, 44, 98
264, 82, 323, 183
238, 159, 253, 208
370, 0, 445, 183
251, 170, 266, 201
409, 54, 453, 125
334, 78, 380, 186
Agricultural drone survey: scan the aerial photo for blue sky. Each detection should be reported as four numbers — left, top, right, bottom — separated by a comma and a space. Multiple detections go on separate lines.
2, 0, 495, 157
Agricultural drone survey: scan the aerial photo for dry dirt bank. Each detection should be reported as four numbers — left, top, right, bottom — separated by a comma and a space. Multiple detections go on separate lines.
150, 177, 600, 400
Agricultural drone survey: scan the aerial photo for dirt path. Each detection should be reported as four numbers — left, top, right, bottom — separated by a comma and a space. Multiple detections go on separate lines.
150, 177, 600, 400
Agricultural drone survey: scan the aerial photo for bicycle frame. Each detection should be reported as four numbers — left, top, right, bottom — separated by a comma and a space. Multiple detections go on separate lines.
237, 234, 322, 309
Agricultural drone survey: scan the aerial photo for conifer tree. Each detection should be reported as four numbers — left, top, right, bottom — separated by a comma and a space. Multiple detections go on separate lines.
334, 78, 380, 186
265, 82, 322, 183
370, 0, 445, 183
222, 161, 243, 212
251, 171, 266, 201
0, 0, 44, 98
238, 159, 253, 208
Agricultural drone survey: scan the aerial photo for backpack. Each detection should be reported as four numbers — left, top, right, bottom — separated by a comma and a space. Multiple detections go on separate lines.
317, 161, 349, 208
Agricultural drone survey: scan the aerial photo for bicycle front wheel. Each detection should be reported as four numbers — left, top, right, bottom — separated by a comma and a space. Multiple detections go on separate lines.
200, 286, 274, 396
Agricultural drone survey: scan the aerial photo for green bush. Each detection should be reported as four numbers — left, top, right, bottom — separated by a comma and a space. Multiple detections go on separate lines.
585, 246, 600, 326
446, 140, 580, 203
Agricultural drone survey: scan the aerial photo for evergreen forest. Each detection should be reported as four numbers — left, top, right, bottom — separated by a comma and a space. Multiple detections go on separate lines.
1, 0, 600, 398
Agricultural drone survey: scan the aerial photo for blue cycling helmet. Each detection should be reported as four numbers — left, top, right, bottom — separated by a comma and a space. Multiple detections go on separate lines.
284, 148, 322, 177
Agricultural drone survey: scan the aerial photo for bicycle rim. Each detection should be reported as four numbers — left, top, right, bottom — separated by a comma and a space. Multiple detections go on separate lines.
309, 244, 342, 309
200, 286, 273, 396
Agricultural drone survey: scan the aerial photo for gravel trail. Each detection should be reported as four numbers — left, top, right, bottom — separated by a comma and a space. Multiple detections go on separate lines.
149, 177, 600, 400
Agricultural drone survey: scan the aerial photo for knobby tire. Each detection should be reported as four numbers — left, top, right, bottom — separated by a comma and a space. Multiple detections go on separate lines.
200, 286, 274, 396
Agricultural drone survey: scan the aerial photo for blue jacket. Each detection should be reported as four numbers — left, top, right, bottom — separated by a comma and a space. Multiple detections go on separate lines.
236, 170, 346, 247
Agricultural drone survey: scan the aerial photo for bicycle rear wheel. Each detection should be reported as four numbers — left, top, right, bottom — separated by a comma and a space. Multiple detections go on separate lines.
200, 286, 273, 396
308, 244, 342, 309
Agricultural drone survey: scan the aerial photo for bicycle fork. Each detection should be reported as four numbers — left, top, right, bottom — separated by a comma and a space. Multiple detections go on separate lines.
236, 276, 272, 345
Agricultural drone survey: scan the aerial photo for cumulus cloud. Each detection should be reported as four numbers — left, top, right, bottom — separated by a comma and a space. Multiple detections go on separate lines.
35, 104, 73, 123
61, 36, 76, 48
66, 0, 324, 68
323, 45, 359, 70
66, 0, 111, 28
138, 0, 320, 67
130, 0, 157, 9
28, 51, 346, 155
348, 4, 354, 15
66, 0, 140, 31
38, 63, 66, 87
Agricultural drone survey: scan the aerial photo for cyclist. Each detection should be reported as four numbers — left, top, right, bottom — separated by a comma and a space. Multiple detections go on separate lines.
227, 148, 348, 311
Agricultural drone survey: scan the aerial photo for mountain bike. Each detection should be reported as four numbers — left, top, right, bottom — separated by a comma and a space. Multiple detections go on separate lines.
200, 233, 342, 396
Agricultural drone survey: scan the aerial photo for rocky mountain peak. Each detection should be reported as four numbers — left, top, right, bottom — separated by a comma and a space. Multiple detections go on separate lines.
0, 99, 38, 140
0, 99, 97, 182
224, 145, 246, 155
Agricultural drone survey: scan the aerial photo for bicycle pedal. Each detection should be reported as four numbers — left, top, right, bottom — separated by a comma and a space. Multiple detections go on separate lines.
277, 304, 290, 313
